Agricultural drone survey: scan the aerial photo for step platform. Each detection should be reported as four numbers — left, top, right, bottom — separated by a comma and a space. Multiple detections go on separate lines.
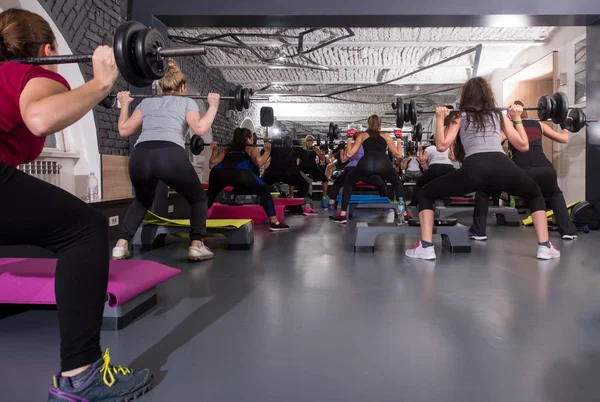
208, 203, 285, 224
0, 258, 180, 330
435, 206, 521, 226
133, 212, 254, 250
354, 222, 471, 253
335, 194, 391, 205
274, 197, 305, 213
348, 202, 396, 218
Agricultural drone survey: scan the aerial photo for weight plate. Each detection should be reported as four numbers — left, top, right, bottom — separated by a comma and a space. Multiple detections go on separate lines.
396, 97, 404, 129
328, 122, 335, 141
190, 135, 205, 155
242, 88, 250, 109
391, 102, 397, 111
414, 123, 423, 142
569, 108, 586, 133
403, 103, 409, 123
234, 86, 243, 112
409, 100, 418, 126
537, 95, 552, 121
333, 124, 339, 140
114, 21, 151, 88
100, 95, 116, 109
552, 91, 569, 124
134, 28, 167, 83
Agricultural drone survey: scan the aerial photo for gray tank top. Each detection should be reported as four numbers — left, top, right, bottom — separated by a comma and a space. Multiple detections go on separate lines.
459, 112, 504, 159
135, 96, 199, 148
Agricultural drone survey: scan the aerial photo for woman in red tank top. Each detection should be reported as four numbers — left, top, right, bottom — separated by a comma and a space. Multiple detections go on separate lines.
0, 8, 153, 401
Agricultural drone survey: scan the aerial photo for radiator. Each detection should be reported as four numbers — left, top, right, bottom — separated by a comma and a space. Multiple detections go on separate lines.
17, 160, 62, 187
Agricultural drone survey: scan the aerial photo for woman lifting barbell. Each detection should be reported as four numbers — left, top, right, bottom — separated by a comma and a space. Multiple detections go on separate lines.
470, 99, 578, 241
0, 8, 154, 401
207, 128, 290, 232
406, 77, 560, 260
333, 114, 406, 224
112, 59, 220, 262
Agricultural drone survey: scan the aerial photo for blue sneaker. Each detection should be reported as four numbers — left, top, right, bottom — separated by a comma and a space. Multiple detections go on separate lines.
321, 197, 331, 208
48, 349, 154, 402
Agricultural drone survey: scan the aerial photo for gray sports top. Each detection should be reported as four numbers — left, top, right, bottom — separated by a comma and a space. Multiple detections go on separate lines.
135, 96, 199, 148
459, 112, 504, 159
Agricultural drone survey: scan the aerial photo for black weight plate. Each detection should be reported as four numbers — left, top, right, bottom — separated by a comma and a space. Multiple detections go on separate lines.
413, 123, 423, 142
242, 88, 250, 109
234, 86, 243, 112
569, 108, 585, 132
333, 124, 339, 140
409, 100, 418, 126
134, 28, 167, 83
403, 103, 409, 123
114, 21, 150, 88
328, 123, 335, 141
396, 97, 404, 129
100, 95, 116, 109
190, 135, 205, 155
391, 102, 397, 111
537, 95, 552, 121
552, 91, 569, 124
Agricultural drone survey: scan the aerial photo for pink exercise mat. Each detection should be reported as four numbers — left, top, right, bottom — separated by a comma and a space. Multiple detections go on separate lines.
0, 258, 180, 308
208, 202, 285, 223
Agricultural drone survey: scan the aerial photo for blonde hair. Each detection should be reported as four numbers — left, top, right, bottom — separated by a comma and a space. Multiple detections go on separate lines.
366, 114, 381, 136
159, 59, 186, 94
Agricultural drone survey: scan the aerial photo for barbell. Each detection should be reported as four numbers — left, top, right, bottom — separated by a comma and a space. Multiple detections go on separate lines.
391, 93, 596, 131
101, 85, 267, 112
10, 21, 207, 88
188, 134, 326, 156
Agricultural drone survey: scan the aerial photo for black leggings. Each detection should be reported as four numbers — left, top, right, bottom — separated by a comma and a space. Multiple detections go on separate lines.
301, 165, 328, 183
0, 165, 108, 372
409, 164, 455, 206
120, 141, 207, 241
420, 152, 545, 213
262, 167, 312, 204
208, 168, 277, 218
472, 165, 576, 236
328, 166, 388, 200
341, 154, 404, 211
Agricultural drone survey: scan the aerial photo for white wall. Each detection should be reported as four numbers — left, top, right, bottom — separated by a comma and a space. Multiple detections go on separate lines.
0, 0, 102, 198
489, 27, 587, 203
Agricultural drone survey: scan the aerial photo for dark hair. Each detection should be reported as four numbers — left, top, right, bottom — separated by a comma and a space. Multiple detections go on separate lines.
230, 127, 253, 151
458, 77, 505, 135
366, 114, 381, 137
0, 9, 56, 62
514, 100, 528, 118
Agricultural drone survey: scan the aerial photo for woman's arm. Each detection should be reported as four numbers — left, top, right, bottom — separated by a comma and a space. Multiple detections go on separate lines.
340, 147, 350, 163
419, 149, 429, 165
382, 134, 403, 158
435, 107, 459, 152
346, 133, 366, 158
400, 157, 410, 170
186, 93, 220, 136
250, 143, 272, 167
503, 105, 529, 152
19, 47, 118, 136
448, 143, 457, 162
117, 92, 143, 137
540, 122, 570, 144
209, 143, 226, 168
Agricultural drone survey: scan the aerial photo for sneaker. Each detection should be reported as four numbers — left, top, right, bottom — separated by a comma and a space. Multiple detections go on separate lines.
321, 197, 331, 209
332, 214, 347, 224
48, 349, 153, 402
325, 204, 336, 212
303, 208, 318, 216
468, 230, 488, 241
188, 243, 214, 261
405, 241, 436, 260
111, 246, 130, 260
269, 222, 290, 232
537, 243, 561, 260
562, 234, 578, 240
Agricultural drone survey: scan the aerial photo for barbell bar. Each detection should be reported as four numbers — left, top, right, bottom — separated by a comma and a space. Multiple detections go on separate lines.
9, 21, 206, 88
188, 134, 326, 156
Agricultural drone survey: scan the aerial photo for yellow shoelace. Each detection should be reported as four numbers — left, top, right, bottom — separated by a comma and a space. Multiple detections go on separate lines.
100, 349, 132, 387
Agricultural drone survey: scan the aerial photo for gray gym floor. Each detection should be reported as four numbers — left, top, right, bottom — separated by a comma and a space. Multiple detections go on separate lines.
1, 210, 600, 402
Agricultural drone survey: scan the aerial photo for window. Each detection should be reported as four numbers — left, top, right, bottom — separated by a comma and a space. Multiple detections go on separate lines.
43, 130, 66, 151
574, 38, 586, 105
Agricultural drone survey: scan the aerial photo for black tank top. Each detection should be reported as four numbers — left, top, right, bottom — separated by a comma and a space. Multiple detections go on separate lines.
221, 149, 253, 169
362, 133, 387, 154
510, 120, 551, 167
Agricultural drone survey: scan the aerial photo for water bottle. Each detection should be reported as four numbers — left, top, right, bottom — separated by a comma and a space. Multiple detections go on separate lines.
510, 196, 516, 209
396, 197, 406, 225
86, 172, 99, 203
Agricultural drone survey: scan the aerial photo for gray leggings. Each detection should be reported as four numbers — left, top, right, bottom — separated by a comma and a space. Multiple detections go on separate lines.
120, 141, 207, 241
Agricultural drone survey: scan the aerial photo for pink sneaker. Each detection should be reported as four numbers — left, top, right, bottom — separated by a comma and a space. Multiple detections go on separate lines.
405, 241, 436, 260
303, 208, 318, 216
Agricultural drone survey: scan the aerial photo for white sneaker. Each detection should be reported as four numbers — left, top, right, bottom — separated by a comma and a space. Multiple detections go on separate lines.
111, 246, 130, 260
562, 234, 578, 240
405, 241, 436, 260
536, 243, 561, 260
188, 244, 214, 261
